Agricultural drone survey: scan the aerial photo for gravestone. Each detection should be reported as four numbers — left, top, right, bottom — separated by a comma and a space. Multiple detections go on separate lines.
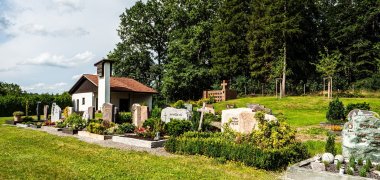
114, 106, 119, 123
342, 109, 380, 162
82, 110, 89, 121
221, 108, 276, 134
88, 106, 95, 120
67, 107, 74, 116
247, 104, 272, 115
184, 103, 193, 112
51, 103, 61, 122
36, 102, 41, 121
43, 105, 49, 120
102, 103, 114, 123
161, 107, 190, 123
132, 104, 148, 128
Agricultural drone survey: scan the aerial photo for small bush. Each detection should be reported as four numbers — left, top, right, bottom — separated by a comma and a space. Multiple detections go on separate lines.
87, 122, 107, 135
325, 132, 336, 155
359, 167, 367, 177
23, 116, 34, 122
118, 112, 132, 124
55, 121, 66, 128
116, 123, 136, 134
349, 156, 356, 170
142, 118, 165, 134
13, 111, 24, 116
336, 161, 341, 170
345, 102, 371, 116
347, 167, 354, 175
65, 113, 86, 130
365, 158, 372, 172
151, 106, 162, 118
173, 100, 185, 109
166, 119, 192, 137
326, 98, 345, 122
358, 158, 363, 166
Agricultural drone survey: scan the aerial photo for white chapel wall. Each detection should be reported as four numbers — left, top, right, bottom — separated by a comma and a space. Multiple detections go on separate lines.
72, 92, 94, 112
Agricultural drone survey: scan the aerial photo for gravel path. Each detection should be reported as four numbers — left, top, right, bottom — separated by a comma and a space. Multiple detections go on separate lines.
9, 125, 172, 157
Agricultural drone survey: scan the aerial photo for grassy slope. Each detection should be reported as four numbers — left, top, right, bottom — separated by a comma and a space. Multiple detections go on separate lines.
0, 117, 278, 180
214, 96, 380, 127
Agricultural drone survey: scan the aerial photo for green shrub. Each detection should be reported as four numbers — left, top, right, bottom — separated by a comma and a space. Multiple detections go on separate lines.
13, 111, 24, 116
166, 120, 192, 137
143, 118, 156, 129
347, 167, 354, 175
86, 122, 107, 135
165, 132, 308, 170
358, 158, 363, 166
349, 156, 356, 170
65, 113, 86, 130
142, 117, 165, 134
118, 112, 132, 124
325, 132, 336, 155
116, 123, 136, 134
151, 106, 162, 118
55, 121, 66, 128
345, 102, 371, 116
173, 100, 185, 109
22, 116, 34, 122
326, 98, 345, 122
365, 158, 372, 172
359, 167, 367, 177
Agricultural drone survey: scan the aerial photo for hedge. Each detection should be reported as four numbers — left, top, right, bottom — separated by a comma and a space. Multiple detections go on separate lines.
165, 132, 309, 170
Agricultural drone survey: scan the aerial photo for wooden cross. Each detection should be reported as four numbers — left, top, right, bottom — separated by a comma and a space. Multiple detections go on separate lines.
197, 102, 207, 131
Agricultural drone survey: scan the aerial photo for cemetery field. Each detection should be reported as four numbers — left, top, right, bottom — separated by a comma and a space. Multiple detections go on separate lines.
214, 96, 380, 127
0, 117, 279, 179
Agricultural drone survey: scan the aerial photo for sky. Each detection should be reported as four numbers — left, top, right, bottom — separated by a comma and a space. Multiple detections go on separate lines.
0, 0, 138, 94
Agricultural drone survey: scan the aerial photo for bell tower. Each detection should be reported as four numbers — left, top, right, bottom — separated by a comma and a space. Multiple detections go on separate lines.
94, 59, 113, 111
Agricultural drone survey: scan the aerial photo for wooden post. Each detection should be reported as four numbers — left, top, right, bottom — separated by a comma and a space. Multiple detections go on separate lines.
304, 84, 306, 95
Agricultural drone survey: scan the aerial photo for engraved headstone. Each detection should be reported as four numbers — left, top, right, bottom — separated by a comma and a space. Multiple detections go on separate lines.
221, 108, 276, 134
184, 103, 193, 112
342, 109, 380, 162
51, 103, 61, 122
67, 107, 74, 116
132, 104, 148, 128
102, 103, 114, 123
161, 107, 191, 123
43, 105, 49, 120
88, 106, 95, 120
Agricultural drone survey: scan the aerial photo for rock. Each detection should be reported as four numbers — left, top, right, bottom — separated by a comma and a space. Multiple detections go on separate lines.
311, 162, 325, 172
342, 109, 380, 162
374, 170, 380, 176
313, 155, 322, 161
298, 159, 313, 167
334, 155, 344, 163
322, 153, 334, 164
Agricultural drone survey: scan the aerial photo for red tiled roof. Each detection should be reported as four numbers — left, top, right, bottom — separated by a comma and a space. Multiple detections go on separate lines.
82, 74, 157, 93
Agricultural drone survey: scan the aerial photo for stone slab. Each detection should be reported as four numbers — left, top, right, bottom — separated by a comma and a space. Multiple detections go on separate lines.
112, 136, 167, 148
78, 131, 113, 140
16, 123, 29, 128
161, 107, 190, 123
41, 126, 62, 131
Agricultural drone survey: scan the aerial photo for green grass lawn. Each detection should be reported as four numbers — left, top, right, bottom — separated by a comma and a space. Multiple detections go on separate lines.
0, 117, 279, 179
214, 96, 380, 127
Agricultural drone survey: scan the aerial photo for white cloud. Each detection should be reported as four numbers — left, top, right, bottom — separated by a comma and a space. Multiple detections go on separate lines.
20, 51, 95, 68
19, 23, 89, 37
0, 66, 18, 72
53, 0, 85, 13
71, 74, 82, 80
21, 82, 68, 93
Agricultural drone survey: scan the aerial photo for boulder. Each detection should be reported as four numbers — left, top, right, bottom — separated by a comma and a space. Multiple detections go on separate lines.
342, 109, 380, 162
334, 155, 344, 163
322, 153, 334, 164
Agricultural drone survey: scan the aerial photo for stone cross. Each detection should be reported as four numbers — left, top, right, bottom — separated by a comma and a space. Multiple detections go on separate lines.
197, 102, 207, 131
221, 80, 228, 91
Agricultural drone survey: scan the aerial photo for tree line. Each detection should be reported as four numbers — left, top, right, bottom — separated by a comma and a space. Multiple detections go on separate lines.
0, 82, 71, 117
108, 0, 380, 101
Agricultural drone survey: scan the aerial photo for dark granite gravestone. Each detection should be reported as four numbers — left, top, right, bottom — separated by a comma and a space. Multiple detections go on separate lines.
113, 106, 119, 122
88, 106, 95, 120
36, 102, 41, 120
102, 103, 114, 123
44, 105, 49, 120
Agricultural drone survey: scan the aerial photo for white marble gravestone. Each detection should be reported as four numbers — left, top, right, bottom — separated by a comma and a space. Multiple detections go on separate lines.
51, 103, 61, 122
161, 107, 190, 123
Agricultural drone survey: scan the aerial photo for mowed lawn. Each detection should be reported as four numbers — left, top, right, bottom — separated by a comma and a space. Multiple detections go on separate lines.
214, 96, 380, 127
0, 117, 279, 180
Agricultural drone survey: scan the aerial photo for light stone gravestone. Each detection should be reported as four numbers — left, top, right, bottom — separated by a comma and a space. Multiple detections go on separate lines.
342, 109, 380, 162
82, 110, 89, 121
67, 107, 74, 116
51, 103, 61, 122
43, 105, 49, 120
221, 108, 276, 134
161, 107, 190, 123
132, 104, 149, 128
88, 106, 95, 120
102, 103, 114, 123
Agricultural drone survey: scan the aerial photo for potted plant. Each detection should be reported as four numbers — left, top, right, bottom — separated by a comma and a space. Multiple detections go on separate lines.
13, 111, 24, 122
